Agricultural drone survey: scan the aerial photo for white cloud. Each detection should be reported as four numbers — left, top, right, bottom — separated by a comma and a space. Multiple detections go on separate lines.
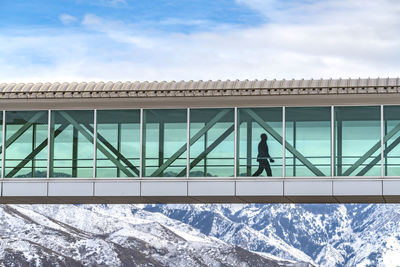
59, 14, 78, 25
81, 14, 156, 48
81, 14, 103, 27
159, 18, 209, 26
1, 0, 400, 83
92, 0, 126, 7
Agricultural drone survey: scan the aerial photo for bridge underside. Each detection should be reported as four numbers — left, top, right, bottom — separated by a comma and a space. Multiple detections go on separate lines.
1, 178, 400, 204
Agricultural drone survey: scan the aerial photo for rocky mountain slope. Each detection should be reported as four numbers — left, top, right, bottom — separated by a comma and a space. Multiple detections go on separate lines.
0, 204, 311, 266
143, 204, 400, 266
1, 203, 400, 266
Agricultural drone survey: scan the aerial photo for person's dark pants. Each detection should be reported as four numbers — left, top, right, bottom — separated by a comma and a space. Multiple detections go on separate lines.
252, 159, 272, 177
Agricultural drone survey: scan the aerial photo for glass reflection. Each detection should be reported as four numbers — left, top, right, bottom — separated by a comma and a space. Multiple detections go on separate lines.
238, 108, 282, 177
143, 109, 187, 177
50, 110, 94, 178
96, 110, 140, 177
190, 108, 234, 177
0, 105, 393, 179
383, 106, 400, 176
4, 111, 48, 178
335, 106, 381, 176
286, 107, 331, 177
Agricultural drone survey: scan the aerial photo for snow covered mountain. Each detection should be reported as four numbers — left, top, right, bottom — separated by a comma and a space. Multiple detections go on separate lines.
143, 204, 400, 266
1, 203, 400, 266
0, 204, 311, 266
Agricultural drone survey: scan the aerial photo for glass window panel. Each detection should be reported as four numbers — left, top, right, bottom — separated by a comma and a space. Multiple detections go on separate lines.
190, 108, 234, 177
335, 106, 381, 176
383, 106, 400, 176
143, 109, 187, 177
96, 110, 140, 177
4, 111, 48, 178
50, 110, 94, 178
238, 107, 282, 177
285, 107, 331, 177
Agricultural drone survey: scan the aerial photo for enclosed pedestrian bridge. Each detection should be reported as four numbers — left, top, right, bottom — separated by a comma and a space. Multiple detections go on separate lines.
1, 78, 400, 204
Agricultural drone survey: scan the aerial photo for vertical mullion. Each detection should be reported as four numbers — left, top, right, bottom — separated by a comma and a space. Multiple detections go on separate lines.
139, 108, 143, 178
234, 107, 237, 178
186, 108, 190, 178
331, 106, 334, 177
204, 131, 207, 175
293, 121, 296, 176
384, 117, 388, 176
47, 110, 51, 178
158, 122, 164, 176
381, 105, 384, 177
72, 127, 78, 177
337, 112, 342, 176
117, 123, 121, 177
1, 111, 5, 179
93, 109, 97, 178
246, 120, 252, 176
48, 111, 55, 177
282, 106, 286, 177
31, 124, 36, 176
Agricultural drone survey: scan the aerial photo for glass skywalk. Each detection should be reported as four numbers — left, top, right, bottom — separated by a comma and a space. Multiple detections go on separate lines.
0, 105, 398, 178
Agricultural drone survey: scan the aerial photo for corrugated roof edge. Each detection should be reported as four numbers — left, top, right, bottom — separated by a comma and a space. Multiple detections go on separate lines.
0, 77, 399, 99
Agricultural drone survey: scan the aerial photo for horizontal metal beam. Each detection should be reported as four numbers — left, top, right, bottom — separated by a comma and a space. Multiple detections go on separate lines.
0, 178, 395, 204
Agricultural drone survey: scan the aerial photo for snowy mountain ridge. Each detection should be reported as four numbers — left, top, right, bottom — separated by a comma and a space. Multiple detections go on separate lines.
1, 203, 400, 266
143, 204, 400, 266
0, 204, 311, 266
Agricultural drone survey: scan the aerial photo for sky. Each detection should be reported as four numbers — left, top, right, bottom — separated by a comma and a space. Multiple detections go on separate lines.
0, 0, 399, 83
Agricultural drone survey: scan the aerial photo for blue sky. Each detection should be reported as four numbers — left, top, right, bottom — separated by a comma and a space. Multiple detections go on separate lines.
0, 0, 265, 32
0, 0, 399, 82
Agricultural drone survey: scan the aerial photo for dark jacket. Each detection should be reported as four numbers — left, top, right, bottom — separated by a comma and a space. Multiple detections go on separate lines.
257, 141, 270, 161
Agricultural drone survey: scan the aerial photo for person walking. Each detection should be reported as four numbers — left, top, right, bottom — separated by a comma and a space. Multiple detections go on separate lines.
252, 133, 274, 177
